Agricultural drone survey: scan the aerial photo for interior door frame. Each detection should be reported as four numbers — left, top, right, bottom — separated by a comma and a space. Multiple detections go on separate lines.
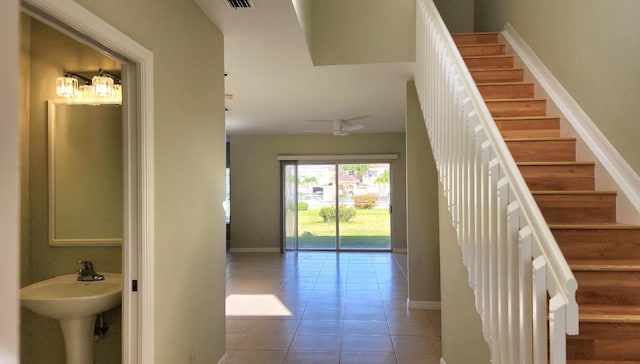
281, 161, 298, 252
21, 0, 156, 362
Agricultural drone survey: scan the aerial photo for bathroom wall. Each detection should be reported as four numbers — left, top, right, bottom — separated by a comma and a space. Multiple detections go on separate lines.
20, 17, 122, 364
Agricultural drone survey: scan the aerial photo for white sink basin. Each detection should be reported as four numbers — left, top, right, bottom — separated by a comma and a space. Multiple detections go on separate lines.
20, 273, 122, 364
21, 273, 122, 320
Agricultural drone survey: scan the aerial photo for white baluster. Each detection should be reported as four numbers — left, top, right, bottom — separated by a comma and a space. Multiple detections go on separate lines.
488, 158, 501, 363
532, 256, 548, 364
549, 294, 567, 364
519, 227, 533, 364
496, 177, 510, 363
507, 200, 521, 363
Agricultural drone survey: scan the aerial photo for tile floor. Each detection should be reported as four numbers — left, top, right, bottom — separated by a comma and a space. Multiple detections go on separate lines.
225, 251, 441, 364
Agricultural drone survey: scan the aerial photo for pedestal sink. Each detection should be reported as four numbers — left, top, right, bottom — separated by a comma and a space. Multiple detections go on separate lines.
20, 273, 122, 364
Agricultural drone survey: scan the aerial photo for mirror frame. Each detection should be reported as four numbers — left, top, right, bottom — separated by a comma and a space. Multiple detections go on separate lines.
47, 98, 123, 246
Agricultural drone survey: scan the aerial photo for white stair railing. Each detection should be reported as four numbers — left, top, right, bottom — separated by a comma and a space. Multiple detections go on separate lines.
415, 1, 578, 363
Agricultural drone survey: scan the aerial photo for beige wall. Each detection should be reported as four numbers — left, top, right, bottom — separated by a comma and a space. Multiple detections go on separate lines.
405, 82, 440, 303
310, 0, 415, 65
72, 0, 228, 362
230, 134, 407, 251
291, 0, 313, 56
438, 182, 491, 364
474, 0, 640, 174
433, 0, 474, 33
21, 18, 123, 364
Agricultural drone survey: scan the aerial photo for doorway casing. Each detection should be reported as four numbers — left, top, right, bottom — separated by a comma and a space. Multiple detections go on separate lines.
21, 0, 155, 362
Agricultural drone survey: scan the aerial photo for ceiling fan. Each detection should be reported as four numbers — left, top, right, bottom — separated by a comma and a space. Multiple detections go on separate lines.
305, 115, 369, 136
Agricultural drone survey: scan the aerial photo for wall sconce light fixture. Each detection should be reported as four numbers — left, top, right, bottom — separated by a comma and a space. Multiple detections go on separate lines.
56, 69, 121, 100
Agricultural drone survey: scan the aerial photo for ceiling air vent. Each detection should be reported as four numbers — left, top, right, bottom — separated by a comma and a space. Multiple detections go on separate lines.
226, 0, 253, 9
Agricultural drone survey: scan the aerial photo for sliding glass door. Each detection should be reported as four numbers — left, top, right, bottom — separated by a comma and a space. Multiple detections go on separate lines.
297, 164, 337, 250
338, 163, 391, 250
283, 161, 391, 251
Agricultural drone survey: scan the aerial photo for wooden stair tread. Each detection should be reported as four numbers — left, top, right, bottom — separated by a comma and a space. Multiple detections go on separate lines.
457, 43, 503, 48
570, 261, 640, 271
485, 97, 546, 102
463, 55, 513, 59
517, 161, 595, 166
470, 67, 523, 72
568, 360, 640, 364
494, 116, 560, 121
550, 224, 640, 230
579, 305, 640, 323
452, 32, 500, 36
477, 81, 534, 86
531, 190, 617, 195
505, 137, 576, 142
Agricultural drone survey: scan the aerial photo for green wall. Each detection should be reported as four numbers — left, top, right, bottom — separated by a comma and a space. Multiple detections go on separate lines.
310, 0, 415, 65
230, 133, 407, 251
474, 0, 640, 174
438, 182, 491, 364
405, 81, 441, 304
434, 0, 474, 33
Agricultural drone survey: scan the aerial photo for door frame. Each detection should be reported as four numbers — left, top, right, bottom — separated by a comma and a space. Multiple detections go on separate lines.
21, 0, 156, 362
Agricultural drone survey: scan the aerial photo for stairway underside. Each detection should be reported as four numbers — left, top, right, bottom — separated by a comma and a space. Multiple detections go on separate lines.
453, 31, 640, 363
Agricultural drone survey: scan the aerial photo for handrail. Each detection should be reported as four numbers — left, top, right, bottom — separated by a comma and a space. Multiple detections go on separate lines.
415, 0, 579, 362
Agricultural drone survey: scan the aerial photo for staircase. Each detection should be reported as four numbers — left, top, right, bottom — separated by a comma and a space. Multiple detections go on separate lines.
453, 31, 640, 363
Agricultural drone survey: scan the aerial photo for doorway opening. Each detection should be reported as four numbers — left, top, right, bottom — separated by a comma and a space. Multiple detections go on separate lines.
21, 1, 156, 362
283, 162, 391, 251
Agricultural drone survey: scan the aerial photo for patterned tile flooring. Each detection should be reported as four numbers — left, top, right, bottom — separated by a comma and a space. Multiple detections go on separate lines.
225, 252, 441, 363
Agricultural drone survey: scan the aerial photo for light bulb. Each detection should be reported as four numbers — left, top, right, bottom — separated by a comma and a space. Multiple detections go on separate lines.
92, 75, 114, 97
56, 76, 78, 98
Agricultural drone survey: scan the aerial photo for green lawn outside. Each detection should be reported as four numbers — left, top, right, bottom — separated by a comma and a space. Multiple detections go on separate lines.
297, 208, 390, 250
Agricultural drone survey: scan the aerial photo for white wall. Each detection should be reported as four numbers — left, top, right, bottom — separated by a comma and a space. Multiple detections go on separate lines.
405, 81, 441, 304
0, 0, 20, 362
230, 133, 407, 251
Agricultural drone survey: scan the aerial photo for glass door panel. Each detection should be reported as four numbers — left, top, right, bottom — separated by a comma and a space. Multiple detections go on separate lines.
283, 163, 297, 251
338, 163, 391, 250
297, 164, 337, 250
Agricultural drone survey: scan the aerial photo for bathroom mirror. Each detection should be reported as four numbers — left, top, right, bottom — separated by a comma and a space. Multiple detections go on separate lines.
48, 100, 123, 246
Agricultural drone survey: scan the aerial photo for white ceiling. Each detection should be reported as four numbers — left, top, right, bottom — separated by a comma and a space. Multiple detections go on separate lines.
195, 0, 415, 135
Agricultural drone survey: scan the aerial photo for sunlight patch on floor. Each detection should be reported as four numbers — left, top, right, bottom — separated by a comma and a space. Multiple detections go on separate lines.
225, 294, 292, 317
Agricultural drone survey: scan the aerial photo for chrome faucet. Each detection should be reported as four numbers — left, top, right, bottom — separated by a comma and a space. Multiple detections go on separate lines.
77, 260, 105, 281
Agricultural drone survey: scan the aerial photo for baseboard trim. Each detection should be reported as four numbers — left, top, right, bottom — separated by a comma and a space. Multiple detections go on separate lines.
217, 353, 228, 364
407, 299, 441, 310
229, 248, 281, 253
393, 248, 408, 253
